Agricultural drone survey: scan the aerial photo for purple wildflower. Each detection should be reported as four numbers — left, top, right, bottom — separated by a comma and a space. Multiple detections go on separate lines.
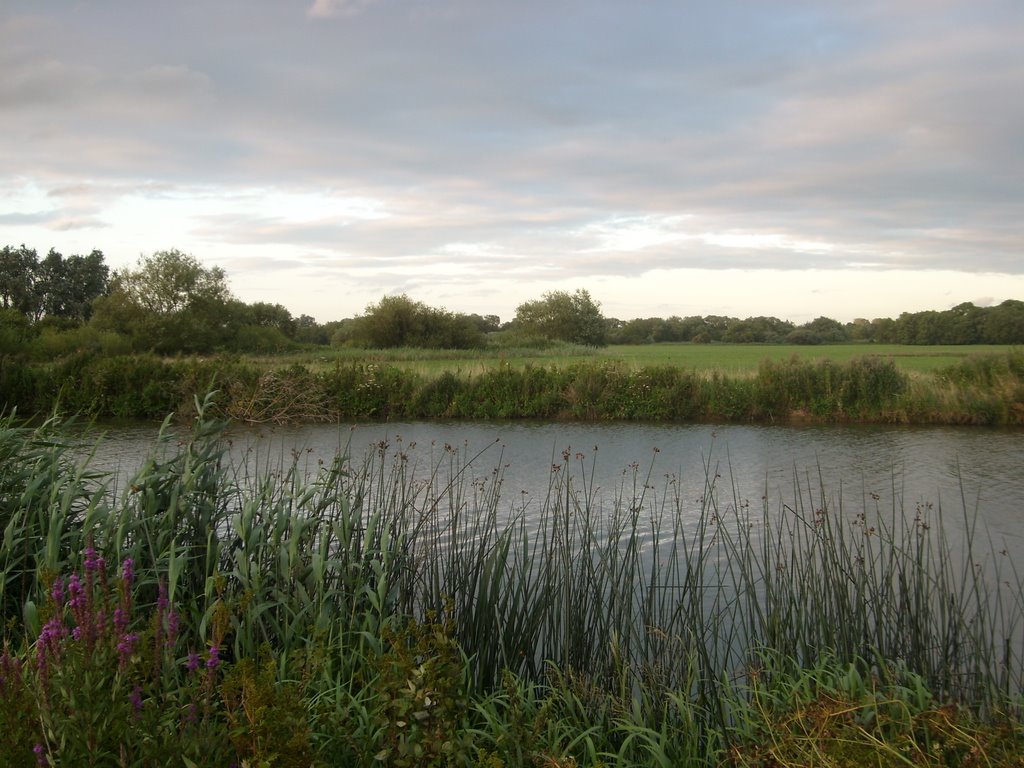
36, 615, 66, 673
50, 576, 64, 608
129, 685, 143, 719
121, 558, 135, 589
84, 544, 99, 572
157, 581, 169, 613
186, 651, 201, 673
166, 607, 179, 647
206, 645, 220, 670
67, 573, 84, 611
117, 633, 139, 668
114, 606, 129, 636
33, 743, 46, 766
1, 645, 23, 696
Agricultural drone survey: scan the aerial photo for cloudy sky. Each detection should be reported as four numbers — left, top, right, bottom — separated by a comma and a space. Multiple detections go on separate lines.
2, 0, 1022, 324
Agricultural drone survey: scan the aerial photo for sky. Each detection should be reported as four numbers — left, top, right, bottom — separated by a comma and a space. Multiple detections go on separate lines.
2, 0, 1023, 325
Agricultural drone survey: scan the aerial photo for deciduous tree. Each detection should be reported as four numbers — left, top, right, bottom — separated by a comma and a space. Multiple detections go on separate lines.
91, 249, 233, 353
513, 289, 607, 346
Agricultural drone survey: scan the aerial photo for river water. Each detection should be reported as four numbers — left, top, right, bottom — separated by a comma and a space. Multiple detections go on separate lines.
82, 419, 1024, 555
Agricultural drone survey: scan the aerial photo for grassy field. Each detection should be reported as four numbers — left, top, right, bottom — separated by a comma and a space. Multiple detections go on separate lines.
252, 342, 1018, 378
597, 343, 1018, 374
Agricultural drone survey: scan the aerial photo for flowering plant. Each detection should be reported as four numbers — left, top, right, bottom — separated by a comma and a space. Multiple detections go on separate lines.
1, 545, 231, 767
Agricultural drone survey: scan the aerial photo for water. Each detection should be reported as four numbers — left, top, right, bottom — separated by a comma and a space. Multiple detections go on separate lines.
79, 419, 1024, 553
73, 418, 1024, 695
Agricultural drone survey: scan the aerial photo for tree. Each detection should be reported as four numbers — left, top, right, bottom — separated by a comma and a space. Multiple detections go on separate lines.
38, 248, 109, 322
0, 245, 41, 318
352, 295, 485, 349
91, 249, 234, 353
513, 289, 607, 346
293, 314, 328, 345
797, 316, 847, 343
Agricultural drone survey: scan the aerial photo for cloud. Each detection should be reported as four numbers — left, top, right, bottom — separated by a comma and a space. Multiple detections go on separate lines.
2, 0, 1022, 323
307, 0, 380, 18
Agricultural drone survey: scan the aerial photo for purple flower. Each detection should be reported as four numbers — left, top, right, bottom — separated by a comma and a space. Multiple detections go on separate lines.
166, 608, 179, 647
114, 607, 129, 636
117, 633, 139, 668
121, 558, 135, 589
129, 685, 143, 719
157, 581, 169, 613
186, 651, 201, 673
206, 645, 220, 670
50, 577, 64, 608
1, 647, 23, 696
33, 742, 46, 766
36, 615, 66, 671
67, 574, 84, 610
84, 545, 99, 572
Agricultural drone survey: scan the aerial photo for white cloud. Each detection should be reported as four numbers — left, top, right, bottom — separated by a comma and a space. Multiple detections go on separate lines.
1, 0, 1022, 322
307, 0, 380, 18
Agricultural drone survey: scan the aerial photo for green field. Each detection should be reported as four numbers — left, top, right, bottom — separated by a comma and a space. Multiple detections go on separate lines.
256, 342, 1018, 378
596, 343, 1017, 374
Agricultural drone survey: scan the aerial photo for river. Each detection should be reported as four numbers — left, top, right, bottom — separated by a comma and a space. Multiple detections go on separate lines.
81, 419, 1024, 555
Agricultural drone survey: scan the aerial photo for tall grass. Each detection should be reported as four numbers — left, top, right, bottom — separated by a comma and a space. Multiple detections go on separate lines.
4, 350, 1023, 424
2, 403, 1023, 765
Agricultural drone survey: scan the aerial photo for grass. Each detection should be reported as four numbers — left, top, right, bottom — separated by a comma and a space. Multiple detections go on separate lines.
596, 343, 1020, 375
239, 342, 1019, 379
2, 400, 1024, 765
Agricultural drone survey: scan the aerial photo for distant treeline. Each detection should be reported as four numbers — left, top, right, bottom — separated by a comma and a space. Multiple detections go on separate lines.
3, 244, 1024, 359
606, 302, 1024, 345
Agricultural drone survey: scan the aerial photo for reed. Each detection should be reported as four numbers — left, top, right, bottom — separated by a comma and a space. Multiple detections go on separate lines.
2, 405, 1022, 765
3, 351, 1022, 424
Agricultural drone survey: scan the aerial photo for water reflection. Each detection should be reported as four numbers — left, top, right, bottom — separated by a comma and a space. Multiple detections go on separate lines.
77, 420, 1024, 551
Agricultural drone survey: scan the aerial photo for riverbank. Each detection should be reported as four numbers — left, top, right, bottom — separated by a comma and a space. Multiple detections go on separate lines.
2, 405, 1023, 766
2, 349, 1022, 425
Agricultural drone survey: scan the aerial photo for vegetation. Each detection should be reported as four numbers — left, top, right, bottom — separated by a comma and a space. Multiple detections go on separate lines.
1, 349, 1022, 426
338, 294, 492, 350
1, 242, 1022, 427
514, 289, 609, 347
5, 243, 1024, 363
1, 404, 1023, 765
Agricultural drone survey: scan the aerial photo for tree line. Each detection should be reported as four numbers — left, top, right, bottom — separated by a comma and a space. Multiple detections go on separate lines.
2, 244, 1023, 358
607, 302, 1024, 345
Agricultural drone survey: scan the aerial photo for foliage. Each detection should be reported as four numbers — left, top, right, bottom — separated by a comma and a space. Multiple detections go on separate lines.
3, 348, 1023, 425
727, 656, 1024, 767
365, 610, 475, 767
1, 407, 1024, 765
91, 249, 235, 354
349, 294, 487, 350
0, 245, 110, 324
514, 289, 608, 347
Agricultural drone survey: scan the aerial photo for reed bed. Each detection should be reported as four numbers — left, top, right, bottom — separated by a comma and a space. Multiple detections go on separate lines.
2, 400, 1023, 766
3, 349, 1022, 425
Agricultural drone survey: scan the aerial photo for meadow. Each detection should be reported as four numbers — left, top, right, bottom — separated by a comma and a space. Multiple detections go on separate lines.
2, 402, 1024, 766
243, 342, 1019, 378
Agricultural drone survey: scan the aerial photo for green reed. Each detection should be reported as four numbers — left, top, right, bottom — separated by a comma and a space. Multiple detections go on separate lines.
2, 403, 1023, 765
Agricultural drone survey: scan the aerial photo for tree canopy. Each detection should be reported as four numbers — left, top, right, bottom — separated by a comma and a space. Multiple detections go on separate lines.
92, 249, 235, 354
347, 294, 486, 349
0, 245, 109, 322
514, 289, 608, 346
